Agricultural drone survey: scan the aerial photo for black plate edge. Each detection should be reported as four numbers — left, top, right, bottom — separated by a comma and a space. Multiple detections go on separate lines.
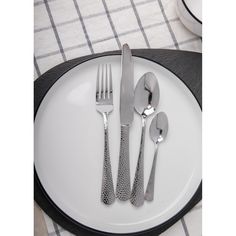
34, 49, 202, 236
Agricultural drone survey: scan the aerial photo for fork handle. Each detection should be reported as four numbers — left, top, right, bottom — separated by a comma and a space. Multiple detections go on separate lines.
101, 113, 115, 205
116, 125, 131, 201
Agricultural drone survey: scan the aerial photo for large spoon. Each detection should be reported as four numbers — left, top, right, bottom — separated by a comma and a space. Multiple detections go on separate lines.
130, 72, 159, 207
145, 112, 168, 201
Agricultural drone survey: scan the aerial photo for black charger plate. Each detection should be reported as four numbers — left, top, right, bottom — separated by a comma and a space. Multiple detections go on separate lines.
34, 49, 202, 236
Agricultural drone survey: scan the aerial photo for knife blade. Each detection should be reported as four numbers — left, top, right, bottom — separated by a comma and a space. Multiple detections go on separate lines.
120, 44, 134, 125
116, 44, 134, 201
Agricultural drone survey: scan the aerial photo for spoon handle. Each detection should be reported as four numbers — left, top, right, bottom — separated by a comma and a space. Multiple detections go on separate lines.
116, 125, 131, 201
145, 143, 159, 201
130, 116, 146, 207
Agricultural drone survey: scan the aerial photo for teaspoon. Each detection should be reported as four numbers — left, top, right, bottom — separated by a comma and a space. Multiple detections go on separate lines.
130, 72, 159, 207
145, 112, 168, 201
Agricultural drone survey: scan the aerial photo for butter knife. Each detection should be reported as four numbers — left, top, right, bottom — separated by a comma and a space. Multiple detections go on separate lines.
116, 44, 134, 201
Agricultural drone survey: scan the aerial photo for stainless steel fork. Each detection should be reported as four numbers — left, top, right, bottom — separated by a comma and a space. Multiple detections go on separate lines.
96, 64, 115, 205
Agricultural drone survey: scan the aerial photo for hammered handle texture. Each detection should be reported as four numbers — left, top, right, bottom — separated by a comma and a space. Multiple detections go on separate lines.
130, 117, 146, 207
101, 122, 115, 205
116, 125, 131, 201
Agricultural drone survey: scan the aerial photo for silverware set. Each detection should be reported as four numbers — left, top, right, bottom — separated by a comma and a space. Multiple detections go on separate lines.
96, 44, 169, 207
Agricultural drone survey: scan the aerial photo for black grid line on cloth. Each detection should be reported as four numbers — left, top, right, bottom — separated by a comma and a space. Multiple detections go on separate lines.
34, 56, 41, 77
34, 0, 157, 33
130, 0, 150, 48
35, 21, 198, 61
34, 0, 55, 7
157, 0, 180, 50
43, 0, 66, 61
102, 0, 121, 49
36, 27, 198, 61
164, 36, 200, 49
35, 18, 179, 59
84, 0, 156, 20
52, 221, 61, 236
72, 0, 94, 54
181, 217, 190, 236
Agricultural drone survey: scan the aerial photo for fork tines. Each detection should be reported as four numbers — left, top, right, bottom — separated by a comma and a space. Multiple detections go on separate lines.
96, 64, 113, 102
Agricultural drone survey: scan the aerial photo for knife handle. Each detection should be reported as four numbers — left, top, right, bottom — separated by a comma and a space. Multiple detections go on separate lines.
116, 125, 131, 201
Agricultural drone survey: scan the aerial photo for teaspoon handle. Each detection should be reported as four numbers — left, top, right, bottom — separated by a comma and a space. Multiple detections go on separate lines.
130, 116, 146, 207
145, 143, 159, 201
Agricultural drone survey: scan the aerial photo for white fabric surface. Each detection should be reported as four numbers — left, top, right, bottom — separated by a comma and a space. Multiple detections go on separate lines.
34, 0, 202, 235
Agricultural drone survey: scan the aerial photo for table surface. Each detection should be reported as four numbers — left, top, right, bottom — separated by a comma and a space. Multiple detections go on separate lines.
34, 0, 202, 235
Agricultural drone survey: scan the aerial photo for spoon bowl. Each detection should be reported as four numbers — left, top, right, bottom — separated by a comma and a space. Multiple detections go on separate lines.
150, 112, 169, 144
134, 72, 159, 117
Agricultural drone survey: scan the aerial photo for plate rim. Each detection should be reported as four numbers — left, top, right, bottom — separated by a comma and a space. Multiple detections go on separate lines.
182, 0, 202, 24
34, 49, 202, 236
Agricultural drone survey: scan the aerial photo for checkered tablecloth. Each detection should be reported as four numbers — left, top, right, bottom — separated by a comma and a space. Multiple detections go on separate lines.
34, 0, 202, 235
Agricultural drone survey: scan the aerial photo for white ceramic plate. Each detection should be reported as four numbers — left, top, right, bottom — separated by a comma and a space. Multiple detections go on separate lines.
34, 55, 202, 234
184, 0, 202, 22
176, 0, 202, 36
